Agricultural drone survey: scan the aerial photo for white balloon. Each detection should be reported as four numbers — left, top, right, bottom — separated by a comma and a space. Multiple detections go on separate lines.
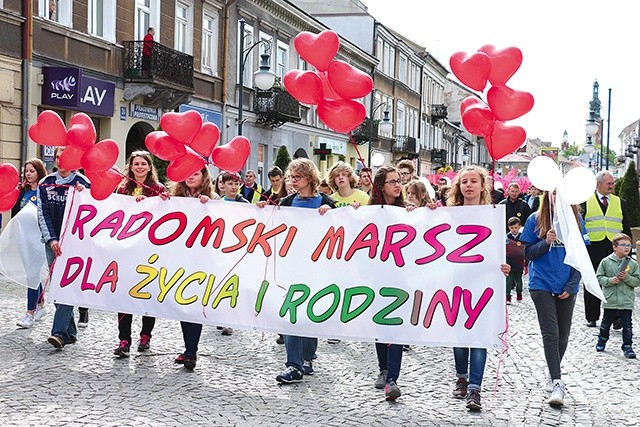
558, 166, 597, 205
527, 156, 562, 191
419, 176, 436, 200
371, 153, 385, 167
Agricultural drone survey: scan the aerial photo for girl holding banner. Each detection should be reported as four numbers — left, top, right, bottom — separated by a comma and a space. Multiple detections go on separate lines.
165, 166, 214, 370
113, 151, 167, 358
447, 166, 510, 411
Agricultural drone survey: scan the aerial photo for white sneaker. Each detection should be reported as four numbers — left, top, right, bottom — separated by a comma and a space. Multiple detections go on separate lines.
548, 379, 566, 406
545, 376, 553, 392
16, 313, 35, 329
34, 306, 48, 322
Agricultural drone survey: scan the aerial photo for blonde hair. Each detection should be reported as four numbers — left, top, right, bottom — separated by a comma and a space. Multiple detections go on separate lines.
406, 179, 430, 207
327, 161, 358, 191
447, 165, 491, 206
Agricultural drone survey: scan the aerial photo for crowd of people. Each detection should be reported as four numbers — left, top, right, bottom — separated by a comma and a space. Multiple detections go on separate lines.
7, 150, 638, 411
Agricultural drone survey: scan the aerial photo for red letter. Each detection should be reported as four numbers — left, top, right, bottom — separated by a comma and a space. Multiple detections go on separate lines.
80, 257, 95, 291
185, 216, 226, 248
222, 219, 256, 253
344, 223, 379, 261
311, 226, 345, 261
446, 225, 491, 264
148, 212, 188, 245
247, 223, 288, 257
279, 226, 298, 257
71, 205, 97, 239
415, 223, 450, 265
380, 224, 416, 267
89, 210, 125, 239
95, 261, 119, 293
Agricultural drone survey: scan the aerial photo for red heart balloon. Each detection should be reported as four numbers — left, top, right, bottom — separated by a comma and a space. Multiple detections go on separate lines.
478, 45, 523, 86
283, 70, 323, 105
81, 139, 119, 173
0, 187, 19, 213
189, 122, 220, 157
160, 110, 203, 143
86, 168, 123, 201
28, 110, 67, 146
0, 163, 19, 194
449, 51, 491, 92
317, 71, 343, 101
326, 60, 373, 99
58, 146, 85, 171
211, 136, 251, 172
166, 149, 206, 182
317, 99, 366, 134
461, 101, 495, 137
485, 121, 526, 161
145, 131, 187, 161
66, 113, 96, 150
487, 85, 534, 121
460, 96, 481, 114
294, 30, 340, 72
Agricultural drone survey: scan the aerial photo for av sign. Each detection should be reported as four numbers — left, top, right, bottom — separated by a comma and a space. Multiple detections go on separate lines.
42, 67, 115, 117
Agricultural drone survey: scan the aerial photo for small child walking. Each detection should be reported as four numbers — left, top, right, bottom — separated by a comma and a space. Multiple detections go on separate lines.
505, 216, 526, 303
595, 233, 638, 359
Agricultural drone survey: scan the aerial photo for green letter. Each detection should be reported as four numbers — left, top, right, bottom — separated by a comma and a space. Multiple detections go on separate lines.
279, 284, 310, 324
340, 286, 375, 323
372, 287, 409, 325
307, 284, 340, 323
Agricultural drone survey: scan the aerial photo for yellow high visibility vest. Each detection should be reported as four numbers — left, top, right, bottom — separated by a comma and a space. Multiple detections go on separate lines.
584, 193, 623, 241
238, 183, 263, 204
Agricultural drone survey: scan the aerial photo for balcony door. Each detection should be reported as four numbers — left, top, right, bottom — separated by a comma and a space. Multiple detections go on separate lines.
135, 0, 160, 40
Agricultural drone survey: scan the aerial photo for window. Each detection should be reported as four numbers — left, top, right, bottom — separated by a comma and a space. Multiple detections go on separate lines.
376, 39, 383, 71
396, 101, 405, 136
298, 58, 308, 71
175, 1, 194, 54
238, 22, 254, 85
201, 8, 219, 75
276, 40, 289, 81
39, 0, 72, 27
399, 54, 407, 84
88, 0, 116, 42
135, 0, 160, 40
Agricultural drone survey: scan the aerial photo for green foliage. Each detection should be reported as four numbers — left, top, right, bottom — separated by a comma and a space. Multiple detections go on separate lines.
619, 161, 640, 227
561, 145, 582, 158
274, 145, 291, 173
614, 175, 623, 196
152, 155, 169, 186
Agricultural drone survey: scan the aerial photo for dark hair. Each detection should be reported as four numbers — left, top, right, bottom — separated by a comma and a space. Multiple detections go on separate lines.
221, 172, 240, 183
121, 150, 160, 196
368, 165, 405, 207
396, 159, 415, 174
507, 216, 521, 227
170, 166, 213, 198
535, 192, 581, 239
21, 158, 47, 190
267, 166, 283, 178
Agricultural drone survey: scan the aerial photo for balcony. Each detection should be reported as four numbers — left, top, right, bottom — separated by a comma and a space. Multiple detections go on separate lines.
430, 148, 447, 164
122, 41, 195, 110
392, 136, 419, 158
350, 117, 378, 145
430, 104, 448, 121
254, 87, 301, 128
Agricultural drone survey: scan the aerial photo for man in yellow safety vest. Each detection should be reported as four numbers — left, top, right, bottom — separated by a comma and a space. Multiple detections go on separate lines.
581, 170, 630, 328
239, 170, 264, 204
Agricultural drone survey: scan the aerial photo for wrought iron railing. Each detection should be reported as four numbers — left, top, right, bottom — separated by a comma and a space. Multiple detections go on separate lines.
392, 136, 418, 154
430, 104, 448, 120
254, 87, 301, 128
123, 41, 194, 90
430, 148, 447, 163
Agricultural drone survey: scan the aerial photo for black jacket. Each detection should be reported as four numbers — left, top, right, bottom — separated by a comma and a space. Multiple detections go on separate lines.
279, 193, 336, 209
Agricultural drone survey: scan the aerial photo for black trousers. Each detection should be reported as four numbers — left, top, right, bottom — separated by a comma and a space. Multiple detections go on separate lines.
585, 239, 613, 321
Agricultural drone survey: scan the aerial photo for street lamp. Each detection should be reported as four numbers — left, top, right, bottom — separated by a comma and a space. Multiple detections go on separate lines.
461, 147, 469, 164
238, 18, 276, 136
367, 103, 392, 166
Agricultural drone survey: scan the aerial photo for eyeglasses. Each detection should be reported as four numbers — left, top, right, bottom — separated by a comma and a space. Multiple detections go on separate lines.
290, 175, 304, 182
385, 179, 402, 186
616, 244, 633, 248
400, 172, 411, 176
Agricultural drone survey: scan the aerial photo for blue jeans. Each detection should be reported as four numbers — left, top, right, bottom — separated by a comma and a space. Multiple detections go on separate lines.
600, 308, 633, 347
376, 343, 403, 383
453, 347, 487, 390
47, 246, 77, 344
180, 321, 202, 357
284, 335, 317, 371
27, 284, 44, 311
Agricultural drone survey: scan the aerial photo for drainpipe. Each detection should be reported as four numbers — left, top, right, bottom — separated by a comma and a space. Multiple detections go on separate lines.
21, 0, 33, 167
220, 0, 237, 145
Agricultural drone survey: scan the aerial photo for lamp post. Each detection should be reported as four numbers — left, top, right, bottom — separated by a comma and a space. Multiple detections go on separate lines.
367, 102, 392, 166
461, 147, 470, 165
585, 109, 598, 170
605, 88, 612, 170
237, 18, 276, 136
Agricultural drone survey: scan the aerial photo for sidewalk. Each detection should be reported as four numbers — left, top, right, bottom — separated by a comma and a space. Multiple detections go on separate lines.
0, 276, 638, 426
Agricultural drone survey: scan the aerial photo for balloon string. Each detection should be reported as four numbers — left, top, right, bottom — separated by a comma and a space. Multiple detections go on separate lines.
491, 158, 496, 208
494, 305, 511, 396
346, 132, 383, 206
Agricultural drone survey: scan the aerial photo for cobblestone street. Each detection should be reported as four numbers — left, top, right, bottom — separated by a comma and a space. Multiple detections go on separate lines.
0, 276, 638, 426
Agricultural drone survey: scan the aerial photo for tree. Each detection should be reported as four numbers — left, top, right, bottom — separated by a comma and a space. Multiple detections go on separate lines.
274, 145, 291, 173
618, 161, 640, 227
152, 155, 169, 185
614, 174, 623, 196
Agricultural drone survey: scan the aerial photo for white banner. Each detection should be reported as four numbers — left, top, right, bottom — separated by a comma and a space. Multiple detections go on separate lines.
50, 190, 506, 349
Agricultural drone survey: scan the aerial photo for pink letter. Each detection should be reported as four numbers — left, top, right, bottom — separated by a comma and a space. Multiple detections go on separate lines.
380, 224, 416, 267
423, 286, 463, 328
71, 205, 97, 240
462, 287, 494, 329
415, 223, 450, 265
60, 257, 84, 288
446, 225, 491, 264
117, 212, 153, 240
